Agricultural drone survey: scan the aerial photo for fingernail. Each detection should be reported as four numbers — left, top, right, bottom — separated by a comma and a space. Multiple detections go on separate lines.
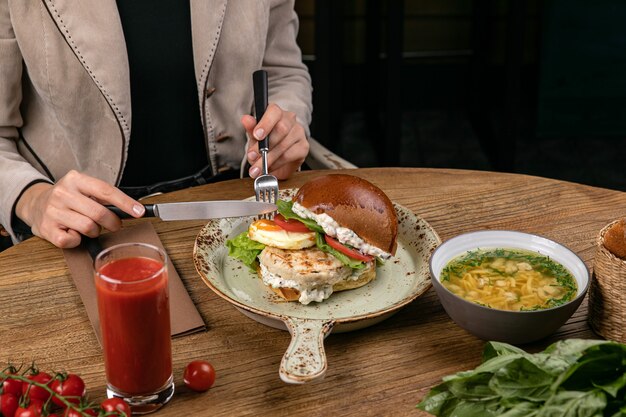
254, 128, 265, 140
248, 151, 258, 161
250, 166, 260, 178
133, 204, 145, 216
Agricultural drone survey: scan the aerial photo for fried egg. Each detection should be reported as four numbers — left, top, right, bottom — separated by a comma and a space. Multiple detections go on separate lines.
248, 219, 316, 250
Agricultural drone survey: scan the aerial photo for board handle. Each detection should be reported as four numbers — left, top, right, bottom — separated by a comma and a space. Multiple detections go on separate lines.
279, 317, 334, 384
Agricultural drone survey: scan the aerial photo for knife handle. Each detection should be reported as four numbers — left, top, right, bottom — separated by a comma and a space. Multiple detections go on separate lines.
253, 69, 269, 152
105, 204, 155, 219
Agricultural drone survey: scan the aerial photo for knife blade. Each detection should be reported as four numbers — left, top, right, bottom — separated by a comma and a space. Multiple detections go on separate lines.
105, 200, 276, 221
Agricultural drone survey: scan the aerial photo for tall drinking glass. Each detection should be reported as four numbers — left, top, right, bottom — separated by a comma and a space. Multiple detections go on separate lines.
95, 243, 174, 414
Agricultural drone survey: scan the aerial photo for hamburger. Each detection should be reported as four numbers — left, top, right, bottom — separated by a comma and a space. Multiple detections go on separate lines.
227, 174, 398, 305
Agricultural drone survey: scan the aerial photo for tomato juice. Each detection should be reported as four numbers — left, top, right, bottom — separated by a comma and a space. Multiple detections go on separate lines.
96, 255, 172, 395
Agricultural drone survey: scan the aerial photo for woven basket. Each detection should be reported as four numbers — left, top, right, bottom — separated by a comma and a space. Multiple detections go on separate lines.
589, 220, 626, 342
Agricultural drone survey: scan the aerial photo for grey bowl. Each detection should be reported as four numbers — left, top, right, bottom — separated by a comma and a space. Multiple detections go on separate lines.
429, 230, 590, 344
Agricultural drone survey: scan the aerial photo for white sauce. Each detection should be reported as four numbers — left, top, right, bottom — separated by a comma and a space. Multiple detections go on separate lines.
260, 261, 374, 305
292, 202, 392, 260
260, 264, 334, 305
299, 286, 334, 305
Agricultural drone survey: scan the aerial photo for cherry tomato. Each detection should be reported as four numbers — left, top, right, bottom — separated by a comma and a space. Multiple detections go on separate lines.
2, 374, 23, 397
324, 235, 374, 262
0, 393, 19, 417
183, 360, 216, 392
14, 403, 42, 417
273, 214, 311, 233
50, 374, 86, 407
100, 398, 132, 416
22, 371, 52, 402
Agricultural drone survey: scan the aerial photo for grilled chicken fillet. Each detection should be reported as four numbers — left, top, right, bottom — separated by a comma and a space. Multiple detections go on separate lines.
258, 246, 376, 303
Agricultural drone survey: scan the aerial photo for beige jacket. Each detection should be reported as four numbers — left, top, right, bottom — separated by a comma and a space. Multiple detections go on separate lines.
0, 0, 312, 240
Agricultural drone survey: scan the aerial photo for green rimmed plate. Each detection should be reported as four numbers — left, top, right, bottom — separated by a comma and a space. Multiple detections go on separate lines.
193, 189, 440, 383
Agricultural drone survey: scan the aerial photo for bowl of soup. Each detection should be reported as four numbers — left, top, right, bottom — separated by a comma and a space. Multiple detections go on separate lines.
430, 230, 590, 344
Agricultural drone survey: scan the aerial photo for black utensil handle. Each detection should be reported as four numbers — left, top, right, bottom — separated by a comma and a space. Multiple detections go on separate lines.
253, 69, 269, 152
82, 236, 104, 261
105, 204, 155, 219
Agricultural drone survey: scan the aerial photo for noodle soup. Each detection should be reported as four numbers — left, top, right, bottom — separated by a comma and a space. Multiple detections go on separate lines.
440, 248, 577, 311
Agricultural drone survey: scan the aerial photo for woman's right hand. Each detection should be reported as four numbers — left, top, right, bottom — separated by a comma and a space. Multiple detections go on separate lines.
15, 170, 145, 248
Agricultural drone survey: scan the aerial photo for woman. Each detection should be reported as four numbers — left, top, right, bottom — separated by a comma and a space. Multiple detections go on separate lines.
0, 0, 312, 248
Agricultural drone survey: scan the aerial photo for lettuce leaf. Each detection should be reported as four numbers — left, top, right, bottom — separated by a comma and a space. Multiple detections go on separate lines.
314, 232, 366, 269
225, 231, 265, 271
276, 199, 324, 233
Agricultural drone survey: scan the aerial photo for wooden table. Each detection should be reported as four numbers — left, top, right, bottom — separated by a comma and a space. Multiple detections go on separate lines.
1, 167, 622, 416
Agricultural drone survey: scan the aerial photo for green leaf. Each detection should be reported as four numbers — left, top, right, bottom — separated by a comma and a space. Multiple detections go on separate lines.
553, 343, 626, 392
416, 388, 458, 415
473, 353, 527, 374
489, 358, 554, 402
483, 341, 528, 362
445, 400, 502, 417
225, 231, 265, 271
314, 232, 366, 269
416, 339, 626, 417
276, 199, 324, 233
543, 339, 610, 362
417, 389, 502, 417
446, 372, 499, 400
593, 372, 626, 398
536, 389, 606, 417
498, 401, 541, 417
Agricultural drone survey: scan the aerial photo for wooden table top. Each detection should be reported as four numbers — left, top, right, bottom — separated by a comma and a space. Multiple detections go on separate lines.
1, 167, 623, 416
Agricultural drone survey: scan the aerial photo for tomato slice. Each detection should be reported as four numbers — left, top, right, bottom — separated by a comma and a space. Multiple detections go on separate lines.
324, 235, 374, 262
274, 214, 312, 233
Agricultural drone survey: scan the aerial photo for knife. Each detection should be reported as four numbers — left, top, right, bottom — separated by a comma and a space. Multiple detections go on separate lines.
105, 200, 277, 221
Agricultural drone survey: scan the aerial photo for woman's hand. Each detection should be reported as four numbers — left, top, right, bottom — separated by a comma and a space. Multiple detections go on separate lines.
241, 103, 309, 180
15, 170, 145, 248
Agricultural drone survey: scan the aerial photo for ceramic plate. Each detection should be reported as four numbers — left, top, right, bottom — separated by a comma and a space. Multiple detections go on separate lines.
193, 189, 440, 383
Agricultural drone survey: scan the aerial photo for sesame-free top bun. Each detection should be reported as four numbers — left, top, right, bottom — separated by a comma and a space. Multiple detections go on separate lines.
293, 174, 398, 255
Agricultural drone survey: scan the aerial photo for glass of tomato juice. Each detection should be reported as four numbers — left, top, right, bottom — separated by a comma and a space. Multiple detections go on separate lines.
95, 243, 174, 414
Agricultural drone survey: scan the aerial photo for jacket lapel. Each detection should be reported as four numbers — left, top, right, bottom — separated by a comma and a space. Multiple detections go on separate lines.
42, 0, 131, 139
42, 0, 228, 138
190, 0, 228, 94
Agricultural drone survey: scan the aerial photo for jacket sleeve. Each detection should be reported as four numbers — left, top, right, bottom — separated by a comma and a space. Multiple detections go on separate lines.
263, 0, 313, 137
0, 1, 51, 242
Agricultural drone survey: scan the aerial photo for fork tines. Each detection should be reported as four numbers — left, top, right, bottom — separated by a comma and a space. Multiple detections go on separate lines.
254, 173, 279, 219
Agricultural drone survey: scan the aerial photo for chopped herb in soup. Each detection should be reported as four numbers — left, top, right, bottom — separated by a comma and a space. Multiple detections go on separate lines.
440, 248, 577, 311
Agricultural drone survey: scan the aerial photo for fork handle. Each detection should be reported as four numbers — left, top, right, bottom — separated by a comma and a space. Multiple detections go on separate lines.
253, 69, 269, 152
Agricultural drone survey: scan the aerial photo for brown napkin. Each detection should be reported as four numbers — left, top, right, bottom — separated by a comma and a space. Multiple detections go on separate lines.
63, 222, 205, 345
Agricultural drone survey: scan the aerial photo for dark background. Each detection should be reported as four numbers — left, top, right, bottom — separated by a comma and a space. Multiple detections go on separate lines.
296, 0, 626, 191
3, 0, 624, 251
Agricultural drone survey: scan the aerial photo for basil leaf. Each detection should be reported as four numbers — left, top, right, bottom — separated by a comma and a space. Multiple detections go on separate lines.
417, 339, 626, 416
489, 358, 554, 402
538, 389, 607, 417
483, 341, 528, 362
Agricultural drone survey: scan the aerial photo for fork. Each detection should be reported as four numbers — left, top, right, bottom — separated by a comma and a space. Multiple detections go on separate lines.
252, 70, 279, 218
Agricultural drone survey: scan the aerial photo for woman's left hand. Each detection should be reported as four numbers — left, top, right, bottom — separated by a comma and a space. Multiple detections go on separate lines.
241, 103, 309, 180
